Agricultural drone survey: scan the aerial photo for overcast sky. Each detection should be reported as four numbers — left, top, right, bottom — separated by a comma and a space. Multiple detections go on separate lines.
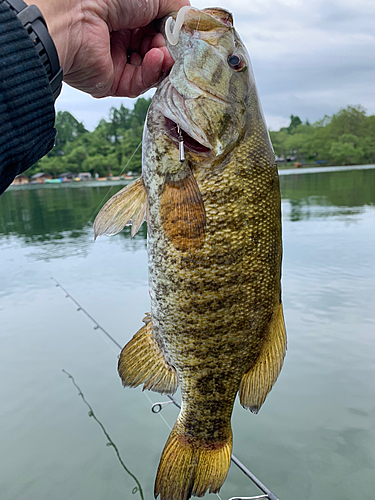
56, 0, 375, 131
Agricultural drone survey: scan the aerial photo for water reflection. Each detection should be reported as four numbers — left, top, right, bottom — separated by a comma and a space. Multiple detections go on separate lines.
0, 183, 128, 240
0, 183, 147, 259
1, 169, 374, 264
1, 168, 374, 245
280, 167, 375, 221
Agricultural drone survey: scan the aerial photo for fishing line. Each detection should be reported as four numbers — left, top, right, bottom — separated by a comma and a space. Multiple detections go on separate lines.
87, 140, 142, 225
52, 277, 280, 500
51, 276, 121, 354
63, 369, 144, 500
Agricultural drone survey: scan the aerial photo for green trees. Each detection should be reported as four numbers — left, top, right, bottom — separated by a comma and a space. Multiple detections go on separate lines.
52, 111, 88, 156
271, 106, 375, 166
28, 97, 151, 178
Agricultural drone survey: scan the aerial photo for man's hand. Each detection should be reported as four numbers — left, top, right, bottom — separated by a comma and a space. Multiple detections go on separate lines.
26, 0, 190, 98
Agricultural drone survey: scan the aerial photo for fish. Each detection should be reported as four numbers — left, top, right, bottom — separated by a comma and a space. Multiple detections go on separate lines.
94, 6, 286, 500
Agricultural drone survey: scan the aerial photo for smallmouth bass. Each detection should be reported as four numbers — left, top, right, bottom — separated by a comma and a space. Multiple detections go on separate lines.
94, 7, 286, 500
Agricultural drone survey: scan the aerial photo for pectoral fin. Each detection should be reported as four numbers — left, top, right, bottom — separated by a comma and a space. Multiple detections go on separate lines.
118, 318, 178, 395
160, 169, 206, 252
239, 302, 287, 413
94, 177, 147, 239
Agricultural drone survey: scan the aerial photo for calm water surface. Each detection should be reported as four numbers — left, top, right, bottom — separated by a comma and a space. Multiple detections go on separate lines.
1, 167, 374, 500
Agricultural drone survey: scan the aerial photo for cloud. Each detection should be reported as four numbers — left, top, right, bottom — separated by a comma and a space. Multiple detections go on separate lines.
56, 0, 375, 131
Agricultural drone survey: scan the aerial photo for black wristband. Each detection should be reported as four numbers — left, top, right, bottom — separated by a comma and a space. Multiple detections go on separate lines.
3, 0, 63, 101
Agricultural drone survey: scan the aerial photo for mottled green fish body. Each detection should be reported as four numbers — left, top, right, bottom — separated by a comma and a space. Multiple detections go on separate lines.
94, 7, 286, 500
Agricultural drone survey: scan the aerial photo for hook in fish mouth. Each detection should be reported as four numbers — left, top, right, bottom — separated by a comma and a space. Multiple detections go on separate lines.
165, 118, 211, 155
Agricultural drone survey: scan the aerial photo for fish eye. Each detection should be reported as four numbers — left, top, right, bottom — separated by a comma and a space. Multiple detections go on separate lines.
227, 53, 245, 71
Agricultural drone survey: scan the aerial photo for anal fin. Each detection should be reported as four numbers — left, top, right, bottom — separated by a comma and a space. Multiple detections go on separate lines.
239, 302, 287, 413
94, 176, 147, 239
118, 318, 178, 395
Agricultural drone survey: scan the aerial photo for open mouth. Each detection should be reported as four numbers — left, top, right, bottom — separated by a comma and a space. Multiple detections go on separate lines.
165, 118, 211, 155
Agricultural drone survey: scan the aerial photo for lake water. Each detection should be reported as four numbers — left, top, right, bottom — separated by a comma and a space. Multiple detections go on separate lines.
1, 166, 374, 500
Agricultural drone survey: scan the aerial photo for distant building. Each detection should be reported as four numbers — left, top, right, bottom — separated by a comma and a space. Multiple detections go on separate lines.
31, 172, 52, 183
78, 172, 92, 181
12, 174, 29, 185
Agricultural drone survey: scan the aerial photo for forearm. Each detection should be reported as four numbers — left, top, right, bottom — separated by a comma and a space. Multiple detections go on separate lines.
24, 0, 82, 73
0, 1, 56, 195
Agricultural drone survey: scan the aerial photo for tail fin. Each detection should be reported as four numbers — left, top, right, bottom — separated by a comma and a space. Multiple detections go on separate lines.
154, 422, 232, 500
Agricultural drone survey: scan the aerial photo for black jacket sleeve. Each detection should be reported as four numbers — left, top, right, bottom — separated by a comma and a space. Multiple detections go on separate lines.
0, 2, 56, 195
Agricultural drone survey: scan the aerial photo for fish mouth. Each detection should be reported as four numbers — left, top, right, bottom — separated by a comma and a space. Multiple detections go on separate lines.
164, 118, 211, 155
155, 79, 213, 156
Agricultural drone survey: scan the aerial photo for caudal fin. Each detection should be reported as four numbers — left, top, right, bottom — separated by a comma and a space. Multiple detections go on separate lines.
154, 422, 232, 500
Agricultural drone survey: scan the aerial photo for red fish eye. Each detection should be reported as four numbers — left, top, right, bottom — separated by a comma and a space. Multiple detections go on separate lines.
228, 54, 244, 71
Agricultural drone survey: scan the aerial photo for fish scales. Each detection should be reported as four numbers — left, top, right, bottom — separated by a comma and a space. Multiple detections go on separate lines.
145, 120, 281, 437
94, 7, 286, 500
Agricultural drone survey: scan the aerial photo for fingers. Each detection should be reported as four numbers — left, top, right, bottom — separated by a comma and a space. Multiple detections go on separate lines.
110, 28, 175, 97
112, 47, 165, 97
150, 33, 174, 70
108, 0, 191, 32
90, 4, 191, 99
157, 0, 191, 20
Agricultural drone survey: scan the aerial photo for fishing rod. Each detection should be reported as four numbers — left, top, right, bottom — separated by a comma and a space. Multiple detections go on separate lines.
52, 276, 281, 500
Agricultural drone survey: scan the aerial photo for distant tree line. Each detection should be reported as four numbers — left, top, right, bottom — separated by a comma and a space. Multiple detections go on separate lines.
270, 105, 375, 166
28, 102, 375, 179
29, 97, 151, 178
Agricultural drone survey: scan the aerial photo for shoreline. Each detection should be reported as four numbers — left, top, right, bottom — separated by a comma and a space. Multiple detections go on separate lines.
8, 164, 375, 190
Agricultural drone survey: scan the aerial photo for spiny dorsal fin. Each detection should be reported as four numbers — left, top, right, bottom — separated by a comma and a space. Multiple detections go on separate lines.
160, 169, 206, 252
239, 302, 287, 413
118, 319, 178, 395
94, 177, 147, 239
